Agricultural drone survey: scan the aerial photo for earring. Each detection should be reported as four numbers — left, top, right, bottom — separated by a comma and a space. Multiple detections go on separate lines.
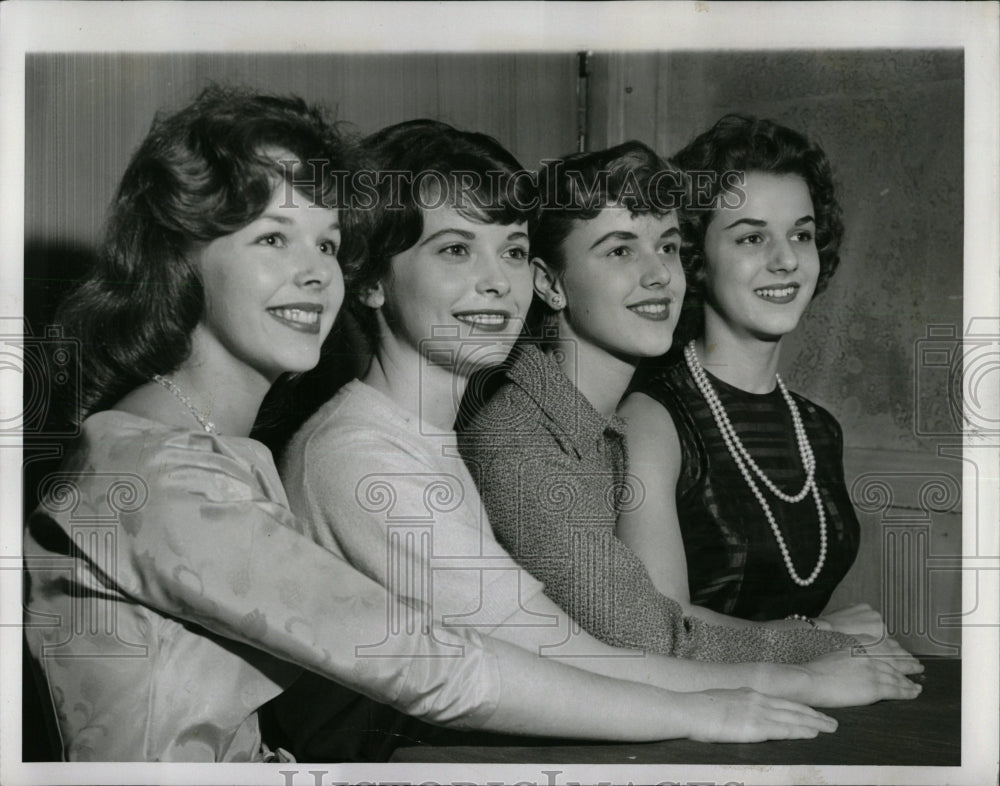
550, 294, 564, 309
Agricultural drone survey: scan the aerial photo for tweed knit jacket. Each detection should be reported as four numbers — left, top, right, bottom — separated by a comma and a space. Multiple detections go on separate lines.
459, 343, 858, 663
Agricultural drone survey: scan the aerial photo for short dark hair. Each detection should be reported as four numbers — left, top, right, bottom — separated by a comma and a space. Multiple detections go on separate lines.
672, 114, 844, 342
57, 85, 356, 421
528, 141, 688, 340
345, 119, 536, 343
530, 141, 686, 278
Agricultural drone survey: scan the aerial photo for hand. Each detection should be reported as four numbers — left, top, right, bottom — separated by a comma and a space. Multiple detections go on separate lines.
794, 649, 923, 707
817, 603, 886, 639
683, 688, 838, 743
853, 634, 925, 675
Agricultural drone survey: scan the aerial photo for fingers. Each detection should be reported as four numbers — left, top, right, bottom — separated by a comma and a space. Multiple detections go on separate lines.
748, 697, 838, 741
860, 659, 923, 701
876, 668, 923, 701
855, 638, 925, 674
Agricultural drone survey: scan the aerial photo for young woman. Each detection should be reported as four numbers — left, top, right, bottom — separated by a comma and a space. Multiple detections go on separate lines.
22, 90, 840, 763
618, 115, 877, 634
276, 122, 919, 758
459, 141, 917, 659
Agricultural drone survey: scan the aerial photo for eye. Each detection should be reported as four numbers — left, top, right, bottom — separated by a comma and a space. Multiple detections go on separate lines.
440, 243, 470, 258
256, 233, 287, 248
736, 233, 764, 246
319, 239, 339, 257
503, 246, 529, 264
792, 229, 814, 243
607, 246, 632, 258
660, 241, 679, 255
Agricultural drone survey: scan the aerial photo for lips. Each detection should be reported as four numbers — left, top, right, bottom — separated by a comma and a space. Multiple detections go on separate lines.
267, 302, 324, 334
754, 284, 800, 304
627, 299, 673, 322
453, 311, 516, 333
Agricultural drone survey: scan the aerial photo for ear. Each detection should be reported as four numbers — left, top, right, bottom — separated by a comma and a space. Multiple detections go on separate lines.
531, 257, 564, 309
360, 281, 385, 309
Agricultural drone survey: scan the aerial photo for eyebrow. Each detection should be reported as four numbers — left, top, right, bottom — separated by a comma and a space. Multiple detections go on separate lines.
589, 230, 638, 250
418, 228, 529, 246
589, 227, 680, 249
722, 215, 815, 230
258, 213, 340, 231
418, 228, 476, 246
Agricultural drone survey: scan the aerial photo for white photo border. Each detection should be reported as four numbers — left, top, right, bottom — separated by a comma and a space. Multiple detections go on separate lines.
2, 2, 997, 785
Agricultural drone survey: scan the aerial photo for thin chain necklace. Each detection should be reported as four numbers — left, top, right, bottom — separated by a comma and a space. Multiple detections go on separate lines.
684, 340, 826, 587
152, 374, 219, 435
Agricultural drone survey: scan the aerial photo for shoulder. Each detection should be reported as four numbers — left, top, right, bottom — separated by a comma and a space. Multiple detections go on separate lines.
629, 358, 692, 414
788, 390, 843, 439
461, 380, 552, 454
36, 411, 291, 535
286, 381, 434, 472
76, 410, 274, 484
617, 391, 683, 471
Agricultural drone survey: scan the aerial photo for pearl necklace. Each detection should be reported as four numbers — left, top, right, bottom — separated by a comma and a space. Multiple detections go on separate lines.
152, 374, 219, 435
684, 341, 826, 587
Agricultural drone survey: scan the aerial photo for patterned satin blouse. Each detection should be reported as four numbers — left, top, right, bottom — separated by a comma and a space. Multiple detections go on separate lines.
23, 411, 500, 761
630, 360, 861, 620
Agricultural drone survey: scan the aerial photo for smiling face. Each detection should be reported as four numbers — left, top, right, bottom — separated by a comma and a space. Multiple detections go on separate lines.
375, 204, 533, 377
547, 207, 685, 363
701, 171, 820, 344
191, 184, 343, 384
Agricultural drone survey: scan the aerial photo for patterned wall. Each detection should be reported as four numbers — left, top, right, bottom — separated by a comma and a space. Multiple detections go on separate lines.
588, 50, 965, 649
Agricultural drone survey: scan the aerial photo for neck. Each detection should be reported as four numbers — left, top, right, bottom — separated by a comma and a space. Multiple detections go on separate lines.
363, 333, 462, 432
171, 355, 271, 436
698, 319, 783, 394
547, 328, 636, 417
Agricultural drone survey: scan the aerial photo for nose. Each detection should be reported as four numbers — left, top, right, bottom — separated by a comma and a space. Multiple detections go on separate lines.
768, 237, 800, 273
294, 248, 339, 290
639, 250, 672, 289
475, 254, 512, 297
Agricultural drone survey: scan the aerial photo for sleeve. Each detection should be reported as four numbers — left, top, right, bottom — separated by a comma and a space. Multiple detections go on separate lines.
465, 430, 858, 665
48, 439, 501, 729
283, 425, 547, 633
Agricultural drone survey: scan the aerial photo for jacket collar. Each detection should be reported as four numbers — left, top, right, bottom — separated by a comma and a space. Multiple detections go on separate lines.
507, 343, 627, 458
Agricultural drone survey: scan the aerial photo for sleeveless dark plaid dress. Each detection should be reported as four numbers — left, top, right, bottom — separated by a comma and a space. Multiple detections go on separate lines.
630, 360, 861, 620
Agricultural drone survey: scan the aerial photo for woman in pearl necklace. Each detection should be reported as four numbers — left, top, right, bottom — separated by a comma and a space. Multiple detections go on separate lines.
619, 114, 886, 639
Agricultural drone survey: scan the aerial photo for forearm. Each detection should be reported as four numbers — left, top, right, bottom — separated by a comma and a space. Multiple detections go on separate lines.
480, 638, 691, 741
488, 591, 777, 693
679, 601, 821, 632
481, 639, 837, 742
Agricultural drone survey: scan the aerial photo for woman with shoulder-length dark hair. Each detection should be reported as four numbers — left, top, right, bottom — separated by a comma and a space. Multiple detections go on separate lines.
619, 114, 881, 637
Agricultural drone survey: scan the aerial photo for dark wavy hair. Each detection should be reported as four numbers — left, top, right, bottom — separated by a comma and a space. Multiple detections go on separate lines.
57, 85, 356, 422
344, 119, 537, 343
671, 114, 844, 344
529, 140, 689, 330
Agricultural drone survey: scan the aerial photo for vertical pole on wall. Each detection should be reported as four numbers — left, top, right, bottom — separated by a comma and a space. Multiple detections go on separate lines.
576, 51, 591, 152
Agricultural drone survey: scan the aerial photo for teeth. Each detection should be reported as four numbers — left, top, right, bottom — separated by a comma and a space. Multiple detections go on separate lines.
456, 313, 507, 326
270, 308, 319, 324
630, 303, 667, 315
755, 287, 796, 298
